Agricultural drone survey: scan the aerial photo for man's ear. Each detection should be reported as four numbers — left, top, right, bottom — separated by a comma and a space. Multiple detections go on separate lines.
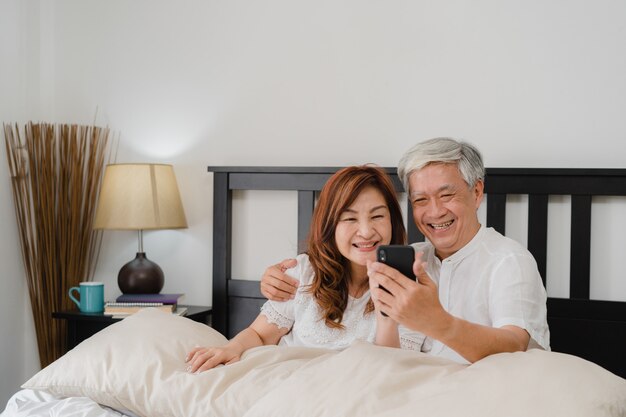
473, 180, 485, 208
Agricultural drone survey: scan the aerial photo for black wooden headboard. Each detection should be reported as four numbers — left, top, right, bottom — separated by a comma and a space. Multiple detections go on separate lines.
207, 166, 626, 378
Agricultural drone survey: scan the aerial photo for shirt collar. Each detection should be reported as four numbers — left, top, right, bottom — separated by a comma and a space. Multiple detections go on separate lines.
440, 224, 485, 264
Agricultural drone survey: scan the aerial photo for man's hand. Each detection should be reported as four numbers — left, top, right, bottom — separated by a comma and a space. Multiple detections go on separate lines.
368, 253, 448, 337
260, 259, 299, 301
368, 253, 531, 362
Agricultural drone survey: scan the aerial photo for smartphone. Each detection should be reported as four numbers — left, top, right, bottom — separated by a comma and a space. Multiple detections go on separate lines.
376, 245, 416, 316
377, 245, 415, 279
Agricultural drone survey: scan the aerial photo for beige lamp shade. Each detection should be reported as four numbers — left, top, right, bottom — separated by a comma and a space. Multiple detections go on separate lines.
94, 164, 188, 230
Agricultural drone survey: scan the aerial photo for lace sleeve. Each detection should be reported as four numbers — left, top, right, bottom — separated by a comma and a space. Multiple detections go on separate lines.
259, 253, 312, 331
260, 301, 295, 329
398, 326, 427, 351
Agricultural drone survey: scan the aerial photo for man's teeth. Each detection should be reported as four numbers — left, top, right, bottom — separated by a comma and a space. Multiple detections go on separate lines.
431, 220, 453, 229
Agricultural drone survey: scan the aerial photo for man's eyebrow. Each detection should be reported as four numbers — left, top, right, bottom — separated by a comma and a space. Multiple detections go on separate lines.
410, 184, 455, 198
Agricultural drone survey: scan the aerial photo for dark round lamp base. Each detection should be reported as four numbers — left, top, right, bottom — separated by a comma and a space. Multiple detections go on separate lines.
118, 252, 164, 294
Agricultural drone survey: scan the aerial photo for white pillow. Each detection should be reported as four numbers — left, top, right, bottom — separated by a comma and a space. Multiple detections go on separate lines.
23, 309, 227, 416
22, 308, 332, 417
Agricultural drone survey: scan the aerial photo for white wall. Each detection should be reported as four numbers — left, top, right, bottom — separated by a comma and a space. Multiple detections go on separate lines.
0, 0, 42, 406
2, 0, 626, 406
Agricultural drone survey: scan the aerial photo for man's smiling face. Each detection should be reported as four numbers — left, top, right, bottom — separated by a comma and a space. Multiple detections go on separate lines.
409, 163, 483, 260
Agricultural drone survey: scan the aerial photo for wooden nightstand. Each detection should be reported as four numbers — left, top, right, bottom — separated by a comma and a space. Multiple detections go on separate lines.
52, 305, 212, 352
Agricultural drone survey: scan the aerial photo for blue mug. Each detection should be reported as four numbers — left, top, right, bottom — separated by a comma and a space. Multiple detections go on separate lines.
69, 282, 104, 313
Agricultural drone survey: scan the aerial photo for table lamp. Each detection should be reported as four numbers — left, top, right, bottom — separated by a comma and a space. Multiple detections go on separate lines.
93, 163, 187, 294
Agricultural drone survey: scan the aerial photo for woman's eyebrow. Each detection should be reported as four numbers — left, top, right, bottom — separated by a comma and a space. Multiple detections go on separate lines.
341, 205, 388, 214
370, 205, 388, 213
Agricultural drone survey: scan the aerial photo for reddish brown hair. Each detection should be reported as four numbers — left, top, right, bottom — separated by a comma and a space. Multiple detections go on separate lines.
305, 165, 406, 328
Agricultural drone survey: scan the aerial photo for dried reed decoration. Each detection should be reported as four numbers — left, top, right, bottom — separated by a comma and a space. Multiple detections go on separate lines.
4, 122, 110, 367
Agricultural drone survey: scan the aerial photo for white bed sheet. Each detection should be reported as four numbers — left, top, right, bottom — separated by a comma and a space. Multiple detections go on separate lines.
1, 388, 139, 417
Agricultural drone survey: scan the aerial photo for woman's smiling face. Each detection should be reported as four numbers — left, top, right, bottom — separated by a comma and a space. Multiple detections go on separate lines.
334, 186, 393, 277
408, 163, 483, 260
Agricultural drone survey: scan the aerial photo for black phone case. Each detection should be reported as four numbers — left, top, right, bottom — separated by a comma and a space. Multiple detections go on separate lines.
376, 245, 415, 317
376, 245, 415, 280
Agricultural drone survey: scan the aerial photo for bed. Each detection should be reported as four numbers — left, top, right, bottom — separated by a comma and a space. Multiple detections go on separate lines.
2, 166, 626, 417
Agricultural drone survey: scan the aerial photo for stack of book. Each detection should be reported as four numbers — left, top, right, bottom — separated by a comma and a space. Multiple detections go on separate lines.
104, 293, 186, 318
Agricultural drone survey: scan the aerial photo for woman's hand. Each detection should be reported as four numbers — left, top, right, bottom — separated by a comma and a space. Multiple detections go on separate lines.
185, 342, 245, 373
368, 266, 401, 347
185, 316, 290, 373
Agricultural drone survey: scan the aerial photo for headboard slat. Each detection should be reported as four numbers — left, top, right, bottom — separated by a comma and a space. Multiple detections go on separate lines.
228, 279, 264, 298
570, 195, 592, 299
230, 173, 331, 191
484, 169, 626, 195
486, 193, 506, 235
528, 194, 549, 285
212, 172, 232, 335
297, 191, 315, 253
406, 204, 425, 243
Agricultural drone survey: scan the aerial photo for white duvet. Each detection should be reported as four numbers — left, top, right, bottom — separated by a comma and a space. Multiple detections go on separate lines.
5, 309, 626, 417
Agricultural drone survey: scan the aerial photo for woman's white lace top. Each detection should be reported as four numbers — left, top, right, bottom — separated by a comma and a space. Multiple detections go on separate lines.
260, 254, 428, 351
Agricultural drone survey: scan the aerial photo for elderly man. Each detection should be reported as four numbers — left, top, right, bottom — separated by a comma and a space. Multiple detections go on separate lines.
260, 138, 550, 364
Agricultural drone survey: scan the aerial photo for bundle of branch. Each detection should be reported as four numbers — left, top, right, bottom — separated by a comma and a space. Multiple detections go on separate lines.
3, 122, 110, 367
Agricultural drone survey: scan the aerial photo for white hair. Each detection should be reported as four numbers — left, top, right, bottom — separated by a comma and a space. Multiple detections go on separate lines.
397, 137, 485, 192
